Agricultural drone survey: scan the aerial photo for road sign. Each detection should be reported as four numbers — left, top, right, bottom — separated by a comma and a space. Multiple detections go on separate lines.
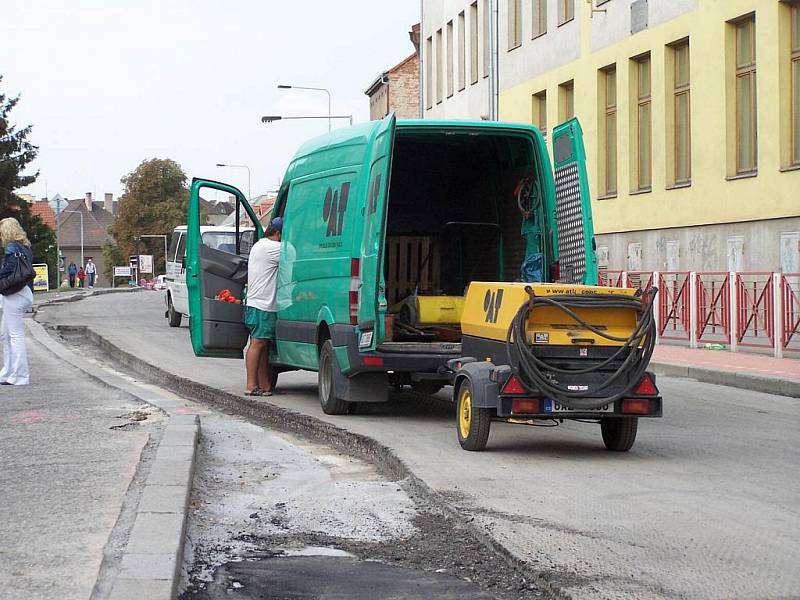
32, 263, 49, 292
129, 255, 139, 269
139, 254, 153, 274
114, 266, 132, 277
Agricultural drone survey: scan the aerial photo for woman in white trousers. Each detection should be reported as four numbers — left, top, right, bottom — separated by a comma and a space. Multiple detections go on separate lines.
0, 218, 35, 386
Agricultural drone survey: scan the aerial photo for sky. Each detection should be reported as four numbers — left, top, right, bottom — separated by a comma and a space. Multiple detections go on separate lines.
1, 0, 421, 203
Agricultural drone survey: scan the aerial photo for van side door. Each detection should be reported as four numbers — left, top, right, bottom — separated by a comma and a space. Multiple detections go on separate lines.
551, 119, 599, 285
186, 179, 263, 358
356, 113, 396, 350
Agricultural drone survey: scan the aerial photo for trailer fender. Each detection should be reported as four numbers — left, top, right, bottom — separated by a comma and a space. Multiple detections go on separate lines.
454, 362, 500, 409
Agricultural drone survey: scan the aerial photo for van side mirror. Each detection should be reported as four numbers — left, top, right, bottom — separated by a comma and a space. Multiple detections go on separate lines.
182, 255, 187, 269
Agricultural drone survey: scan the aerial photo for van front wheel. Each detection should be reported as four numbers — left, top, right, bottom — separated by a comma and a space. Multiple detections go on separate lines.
319, 340, 348, 415
167, 296, 182, 327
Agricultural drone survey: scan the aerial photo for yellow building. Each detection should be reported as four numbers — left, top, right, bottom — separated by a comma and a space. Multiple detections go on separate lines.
422, 0, 800, 272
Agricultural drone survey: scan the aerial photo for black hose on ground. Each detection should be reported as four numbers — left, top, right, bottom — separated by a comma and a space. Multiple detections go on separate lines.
505, 289, 658, 410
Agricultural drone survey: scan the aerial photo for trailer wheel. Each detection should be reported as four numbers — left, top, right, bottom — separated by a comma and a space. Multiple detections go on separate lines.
319, 340, 348, 415
456, 379, 492, 451
601, 417, 638, 451
167, 296, 182, 327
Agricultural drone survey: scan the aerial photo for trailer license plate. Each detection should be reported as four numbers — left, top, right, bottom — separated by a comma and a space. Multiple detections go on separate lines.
543, 399, 613, 412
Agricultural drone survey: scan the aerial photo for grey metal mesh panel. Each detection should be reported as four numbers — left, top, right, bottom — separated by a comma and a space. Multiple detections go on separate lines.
554, 162, 586, 284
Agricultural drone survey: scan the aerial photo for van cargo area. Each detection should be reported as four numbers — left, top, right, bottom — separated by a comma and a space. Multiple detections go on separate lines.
381, 128, 547, 349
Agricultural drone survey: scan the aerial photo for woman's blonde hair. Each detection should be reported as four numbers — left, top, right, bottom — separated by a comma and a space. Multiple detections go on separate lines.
0, 217, 32, 248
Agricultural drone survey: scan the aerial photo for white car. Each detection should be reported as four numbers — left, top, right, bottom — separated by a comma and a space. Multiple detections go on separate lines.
164, 225, 254, 327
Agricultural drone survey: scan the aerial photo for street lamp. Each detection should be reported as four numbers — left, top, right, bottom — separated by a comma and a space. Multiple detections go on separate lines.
262, 115, 353, 126
278, 84, 332, 131
62, 210, 84, 268
134, 234, 169, 276
216, 163, 251, 201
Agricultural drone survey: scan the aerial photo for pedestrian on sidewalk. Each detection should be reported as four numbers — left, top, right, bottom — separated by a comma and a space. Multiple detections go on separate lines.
243, 217, 282, 396
77, 267, 85, 288
85, 257, 96, 288
67, 261, 77, 288
0, 217, 34, 385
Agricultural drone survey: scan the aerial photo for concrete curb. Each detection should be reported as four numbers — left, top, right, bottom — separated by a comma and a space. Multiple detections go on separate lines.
25, 319, 198, 600
651, 360, 800, 398
45, 323, 570, 600
33, 286, 143, 308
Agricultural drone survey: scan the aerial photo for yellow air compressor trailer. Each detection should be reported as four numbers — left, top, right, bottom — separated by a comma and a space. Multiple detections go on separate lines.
446, 281, 662, 452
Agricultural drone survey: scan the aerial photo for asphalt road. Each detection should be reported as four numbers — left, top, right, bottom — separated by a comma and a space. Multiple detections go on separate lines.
37, 292, 800, 600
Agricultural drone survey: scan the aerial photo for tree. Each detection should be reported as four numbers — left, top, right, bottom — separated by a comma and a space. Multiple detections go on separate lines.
0, 75, 58, 286
101, 241, 123, 282
110, 158, 194, 274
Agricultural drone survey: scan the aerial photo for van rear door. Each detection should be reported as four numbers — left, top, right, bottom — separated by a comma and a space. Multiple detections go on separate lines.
186, 178, 263, 358
356, 113, 396, 351
551, 119, 598, 285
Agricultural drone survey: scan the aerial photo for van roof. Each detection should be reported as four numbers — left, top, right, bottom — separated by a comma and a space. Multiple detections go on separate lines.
284, 118, 542, 183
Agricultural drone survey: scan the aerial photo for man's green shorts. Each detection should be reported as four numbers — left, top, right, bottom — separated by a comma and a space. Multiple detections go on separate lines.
245, 306, 277, 340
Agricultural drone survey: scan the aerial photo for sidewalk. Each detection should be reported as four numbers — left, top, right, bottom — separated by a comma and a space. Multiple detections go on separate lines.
651, 344, 800, 397
0, 328, 165, 600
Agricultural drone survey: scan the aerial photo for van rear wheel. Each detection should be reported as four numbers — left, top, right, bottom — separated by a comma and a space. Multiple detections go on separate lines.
319, 340, 348, 415
167, 297, 182, 327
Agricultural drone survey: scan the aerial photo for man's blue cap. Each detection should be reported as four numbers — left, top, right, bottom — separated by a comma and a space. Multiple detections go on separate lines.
270, 217, 283, 231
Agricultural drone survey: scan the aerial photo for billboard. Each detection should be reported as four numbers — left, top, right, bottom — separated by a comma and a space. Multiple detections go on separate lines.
32, 263, 49, 292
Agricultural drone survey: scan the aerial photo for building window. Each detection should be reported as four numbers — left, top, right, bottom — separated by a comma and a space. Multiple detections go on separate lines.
673, 40, 691, 184
735, 16, 757, 174
532, 0, 547, 38
426, 36, 433, 109
458, 11, 466, 91
600, 67, 617, 196
559, 80, 574, 122
532, 90, 547, 140
470, 2, 479, 84
558, 0, 574, 26
436, 28, 443, 104
634, 54, 652, 191
792, 5, 800, 165
446, 20, 454, 97
483, 0, 490, 77
509, 0, 522, 50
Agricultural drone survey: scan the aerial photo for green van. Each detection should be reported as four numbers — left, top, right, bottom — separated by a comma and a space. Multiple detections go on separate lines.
186, 115, 597, 414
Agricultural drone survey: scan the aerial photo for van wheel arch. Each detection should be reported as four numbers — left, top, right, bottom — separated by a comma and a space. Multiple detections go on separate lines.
317, 322, 332, 354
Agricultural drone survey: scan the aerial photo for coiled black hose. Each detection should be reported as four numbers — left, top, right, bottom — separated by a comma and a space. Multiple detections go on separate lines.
505, 288, 658, 410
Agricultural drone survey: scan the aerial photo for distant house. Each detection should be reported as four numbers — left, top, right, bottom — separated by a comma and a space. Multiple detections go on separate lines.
219, 194, 276, 228
30, 200, 56, 229
59, 193, 116, 286
199, 196, 234, 225
365, 24, 420, 120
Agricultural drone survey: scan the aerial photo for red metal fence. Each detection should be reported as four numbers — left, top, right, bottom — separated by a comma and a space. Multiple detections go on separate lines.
735, 272, 774, 349
781, 273, 800, 353
626, 271, 655, 290
594, 269, 800, 358
658, 272, 691, 341
696, 272, 731, 345
598, 269, 624, 287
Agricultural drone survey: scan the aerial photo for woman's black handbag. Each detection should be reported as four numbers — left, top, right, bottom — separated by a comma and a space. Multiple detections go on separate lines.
0, 250, 35, 296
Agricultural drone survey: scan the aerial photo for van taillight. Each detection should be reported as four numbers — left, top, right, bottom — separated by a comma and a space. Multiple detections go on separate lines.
350, 258, 360, 325
550, 261, 560, 282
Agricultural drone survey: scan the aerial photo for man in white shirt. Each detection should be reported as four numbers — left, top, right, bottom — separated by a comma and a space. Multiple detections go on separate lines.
244, 217, 282, 396
85, 258, 97, 288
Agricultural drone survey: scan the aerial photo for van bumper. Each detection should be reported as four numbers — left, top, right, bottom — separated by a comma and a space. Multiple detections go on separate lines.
342, 331, 460, 377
